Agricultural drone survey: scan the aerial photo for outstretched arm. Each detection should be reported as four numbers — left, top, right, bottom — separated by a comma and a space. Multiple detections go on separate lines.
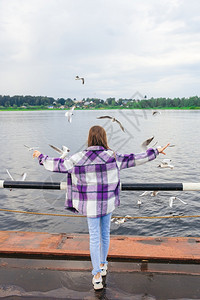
115, 143, 170, 170
33, 150, 83, 173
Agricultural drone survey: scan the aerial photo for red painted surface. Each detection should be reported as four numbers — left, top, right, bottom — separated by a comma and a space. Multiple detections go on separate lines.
0, 231, 200, 262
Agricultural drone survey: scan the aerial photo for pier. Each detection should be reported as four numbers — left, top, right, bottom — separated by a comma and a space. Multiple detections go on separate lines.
1, 181, 200, 298
0, 231, 200, 299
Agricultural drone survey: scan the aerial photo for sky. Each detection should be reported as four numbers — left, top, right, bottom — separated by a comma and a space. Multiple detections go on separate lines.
1, 0, 200, 100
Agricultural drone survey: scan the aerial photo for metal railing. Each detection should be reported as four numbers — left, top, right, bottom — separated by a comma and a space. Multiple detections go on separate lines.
1, 180, 200, 191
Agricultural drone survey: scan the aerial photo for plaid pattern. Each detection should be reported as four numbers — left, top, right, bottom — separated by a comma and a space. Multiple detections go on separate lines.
38, 146, 159, 217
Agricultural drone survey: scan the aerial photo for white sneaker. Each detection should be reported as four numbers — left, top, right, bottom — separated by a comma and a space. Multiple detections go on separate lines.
92, 275, 103, 290
100, 264, 108, 276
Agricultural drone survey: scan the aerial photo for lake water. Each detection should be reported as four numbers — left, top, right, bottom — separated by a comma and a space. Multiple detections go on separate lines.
0, 109, 200, 237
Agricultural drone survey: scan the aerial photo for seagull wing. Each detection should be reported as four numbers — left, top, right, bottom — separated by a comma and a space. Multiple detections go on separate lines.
60, 146, 70, 159
62, 146, 70, 152
114, 220, 120, 224
169, 197, 174, 207
97, 116, 112, 119
115, 219, 125, 224
71, 106, 76, 112
140, 191, 150, 196
115, 119, 125, 132
141, 136, 154, 150
176, 197, 187, 205
49, 144, 63, 154
162, 159, 171, 164
111, 217, 117, 223
24, 145, 39, 151
152, 111, 161, 115
152, 111, 159, 115
6, 169, 14, 181
81, 78, 84, 84
21, 173, 27, 181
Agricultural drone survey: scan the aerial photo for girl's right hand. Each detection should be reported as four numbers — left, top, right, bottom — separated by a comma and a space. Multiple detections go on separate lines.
158, 143, 170, 155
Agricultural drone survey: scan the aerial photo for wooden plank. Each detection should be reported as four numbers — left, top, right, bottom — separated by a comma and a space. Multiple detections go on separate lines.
0, 231, 200, 262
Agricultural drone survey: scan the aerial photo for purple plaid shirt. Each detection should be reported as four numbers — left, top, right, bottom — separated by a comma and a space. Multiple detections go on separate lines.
38, 146, 159, 217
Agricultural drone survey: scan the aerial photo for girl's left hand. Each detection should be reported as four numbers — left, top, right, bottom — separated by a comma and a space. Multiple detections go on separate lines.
33, 150, 41, 158
158, 143, 170, 155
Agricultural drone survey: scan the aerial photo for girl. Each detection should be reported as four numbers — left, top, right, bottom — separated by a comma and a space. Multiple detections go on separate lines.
33, 125, 169, 290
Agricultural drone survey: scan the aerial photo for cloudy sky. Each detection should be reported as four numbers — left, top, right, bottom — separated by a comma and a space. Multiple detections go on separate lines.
1, 0, 200, 100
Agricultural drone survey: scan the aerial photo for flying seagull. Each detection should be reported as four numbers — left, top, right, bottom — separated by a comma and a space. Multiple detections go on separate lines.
49, 144, 70, 159
152, 111, 161, 116
65, 106, 75, 123
169, 196, 187, 208
75, 75, 84, 84
158, 159, 174, 169
6, 169, 27, 191
6, 169, 27, 181
97, 116, 125, 132
157, 144, 176, 148
141, 136, 155, 150
24, 145, 39, 151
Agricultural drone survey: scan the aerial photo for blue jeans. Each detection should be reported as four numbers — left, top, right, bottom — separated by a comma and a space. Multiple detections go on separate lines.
87, 213, 112, 275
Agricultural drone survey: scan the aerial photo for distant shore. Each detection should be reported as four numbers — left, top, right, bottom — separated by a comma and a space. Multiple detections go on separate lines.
1, 106, 200, 111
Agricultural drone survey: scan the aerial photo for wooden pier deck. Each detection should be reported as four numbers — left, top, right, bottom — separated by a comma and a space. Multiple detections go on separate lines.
0, 231, 200, 263
1, 231, 200, 299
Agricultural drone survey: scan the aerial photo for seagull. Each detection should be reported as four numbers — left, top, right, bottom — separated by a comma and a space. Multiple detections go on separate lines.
111, 216, 126, 224
24, 145, 39, 151
141, 136, 155, 150
137, 199, 142, 207
49, 144, 70, 159
6, 169, 27, 181
169, 196, 187, 208
111, 215, 132, 224
75, 75, 84, 84
152, 111, 161, 116
158, 159, 174, 169
6, 169, 27, 191
157, 144, 176, 148
65, 106, 75, 123
140, 191, 159, 197
97, 116, 125, 132
114, 218, 126, 224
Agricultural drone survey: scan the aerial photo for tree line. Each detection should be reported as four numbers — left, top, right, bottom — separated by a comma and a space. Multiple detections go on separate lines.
0, 95, 200, 109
